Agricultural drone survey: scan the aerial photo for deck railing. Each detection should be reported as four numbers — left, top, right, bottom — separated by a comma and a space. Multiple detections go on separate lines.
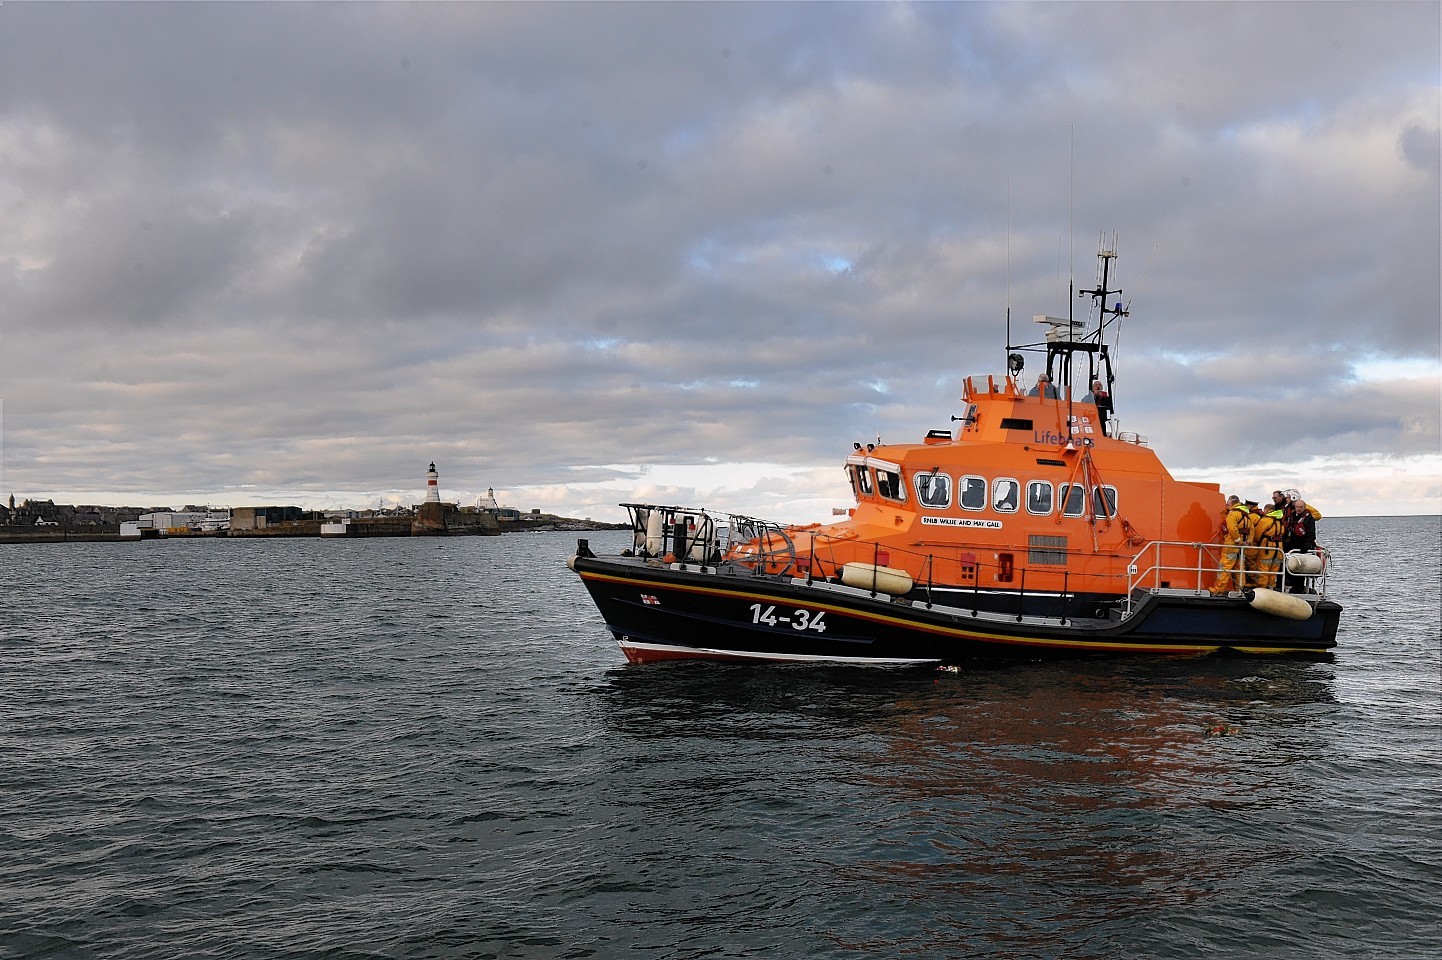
1125, 540, 1331, 613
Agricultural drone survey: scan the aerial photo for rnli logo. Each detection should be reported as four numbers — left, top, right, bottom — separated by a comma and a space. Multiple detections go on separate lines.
921, 517, 1003, 529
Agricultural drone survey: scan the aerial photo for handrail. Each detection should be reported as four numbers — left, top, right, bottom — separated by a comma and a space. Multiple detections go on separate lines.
1125, 539, 1332, 613
621, 503, 724, 567
727, 513, 797, 575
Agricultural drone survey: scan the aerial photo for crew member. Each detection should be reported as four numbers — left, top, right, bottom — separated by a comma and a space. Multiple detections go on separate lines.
1081, 379, 1113, 435
1248, 504, 1285, 590
1029, 374, 1058, 399
1210, 495, 1252, 596
1283, 498, 1319, 593
1286, 494, 1323, 524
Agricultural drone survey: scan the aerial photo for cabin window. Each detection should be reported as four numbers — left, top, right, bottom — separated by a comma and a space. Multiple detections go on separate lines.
1027, 481, 1053, 515
1092, 485, 1118, 518
1028, 535, 1068, 565
992, 478, 1020, 513
914, 471, 951, 509
852, 465, 873, 497
876, 468, 906, 503
959, 475, 987, 511
1061, 483, 1086, 517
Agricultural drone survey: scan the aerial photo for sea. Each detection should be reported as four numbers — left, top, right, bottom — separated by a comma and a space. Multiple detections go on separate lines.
1, 515, 1438, 960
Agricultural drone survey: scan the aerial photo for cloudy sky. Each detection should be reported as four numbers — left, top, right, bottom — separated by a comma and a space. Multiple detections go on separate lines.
1, 2, 1437, 522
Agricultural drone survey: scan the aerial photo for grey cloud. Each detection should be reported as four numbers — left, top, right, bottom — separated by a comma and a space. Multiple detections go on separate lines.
0, 2, 1436, 514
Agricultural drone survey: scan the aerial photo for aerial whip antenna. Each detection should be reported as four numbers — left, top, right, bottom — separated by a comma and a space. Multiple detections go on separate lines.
1068, 125, 1075, 313
1123, 241, 1158, 317
1005, 174, 1012, 372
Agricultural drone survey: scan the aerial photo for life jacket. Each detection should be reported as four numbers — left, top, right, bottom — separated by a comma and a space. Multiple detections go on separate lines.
1224, 504, 1251, 542
1252, 512, 1283, 546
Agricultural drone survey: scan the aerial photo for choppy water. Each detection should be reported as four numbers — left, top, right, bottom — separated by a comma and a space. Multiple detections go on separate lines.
2, 516, 1438, 959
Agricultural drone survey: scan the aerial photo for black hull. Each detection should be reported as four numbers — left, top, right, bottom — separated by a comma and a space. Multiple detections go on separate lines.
572, 557, 1341, 665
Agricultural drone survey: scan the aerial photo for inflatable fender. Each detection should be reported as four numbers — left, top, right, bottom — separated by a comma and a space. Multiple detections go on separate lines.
683, 513, 712, 563
1284, 552, 1324, 576
841, 562, 915, 596
1247, 587, 1313, 621
632, 507, 650, 554
645, 509, 665, 557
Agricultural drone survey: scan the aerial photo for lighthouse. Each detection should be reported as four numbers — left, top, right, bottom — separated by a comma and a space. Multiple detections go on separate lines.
425, 462, 441, 503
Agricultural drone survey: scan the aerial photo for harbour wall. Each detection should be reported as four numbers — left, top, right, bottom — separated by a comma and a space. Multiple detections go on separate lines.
0, 512, 622, 544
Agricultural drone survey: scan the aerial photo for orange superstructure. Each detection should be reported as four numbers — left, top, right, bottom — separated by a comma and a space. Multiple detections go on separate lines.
756, 374, 1224, 600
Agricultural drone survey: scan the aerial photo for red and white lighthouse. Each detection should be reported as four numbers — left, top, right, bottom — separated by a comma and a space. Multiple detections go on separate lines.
425, 462, 441, 503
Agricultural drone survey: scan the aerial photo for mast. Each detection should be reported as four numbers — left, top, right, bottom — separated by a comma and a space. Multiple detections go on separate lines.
1003, 233, 1128, 424
1075, 233, 1126, 404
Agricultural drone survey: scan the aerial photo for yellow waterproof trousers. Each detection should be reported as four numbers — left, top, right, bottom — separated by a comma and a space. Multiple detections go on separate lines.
1211, 544, 1244, 594
1247, 552, 1281, 590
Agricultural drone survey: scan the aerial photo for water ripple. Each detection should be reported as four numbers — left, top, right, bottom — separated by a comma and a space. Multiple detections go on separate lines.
1, 520, 1438, 959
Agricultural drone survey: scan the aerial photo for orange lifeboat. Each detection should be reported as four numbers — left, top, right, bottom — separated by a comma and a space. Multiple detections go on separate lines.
569, 241, 1342, 665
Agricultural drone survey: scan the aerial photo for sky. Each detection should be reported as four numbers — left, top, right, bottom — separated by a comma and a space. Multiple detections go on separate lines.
0, 2, 1438, 523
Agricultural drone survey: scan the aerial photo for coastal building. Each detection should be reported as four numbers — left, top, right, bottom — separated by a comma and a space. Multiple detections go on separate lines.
229, 506, 303, 532
119, 509, 231, 538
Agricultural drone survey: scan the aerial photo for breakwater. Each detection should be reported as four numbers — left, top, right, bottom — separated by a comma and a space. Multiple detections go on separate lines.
0, 512, 623, 545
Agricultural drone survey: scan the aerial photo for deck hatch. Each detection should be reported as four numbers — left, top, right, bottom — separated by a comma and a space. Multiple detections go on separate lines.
1028, 534, 1068, 566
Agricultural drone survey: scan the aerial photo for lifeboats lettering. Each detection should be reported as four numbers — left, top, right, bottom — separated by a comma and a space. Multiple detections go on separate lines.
1033, 429, 1069, 445
921, 516, 1003, 529
749, 603, 828, 633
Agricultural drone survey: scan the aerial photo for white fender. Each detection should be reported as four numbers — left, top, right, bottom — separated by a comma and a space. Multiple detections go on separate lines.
1284, 552, 1324, 575
683, 513, 712, 562
841, 562, 915, 596
632, 507, 650, 553
1248, 587, 1313, 621
645, 509, 664, 557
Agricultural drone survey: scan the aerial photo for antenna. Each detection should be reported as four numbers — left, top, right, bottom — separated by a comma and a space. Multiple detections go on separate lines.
1062, 125, 1076, 394
1055, 236, 1063, 315
1068, 125, 1075, 309
1123, 241, 1158, 316
1005, 175, 1012, 367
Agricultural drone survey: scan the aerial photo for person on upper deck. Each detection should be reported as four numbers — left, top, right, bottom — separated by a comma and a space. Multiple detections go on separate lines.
1081, 379, 1113, 435
1029, 374, 1058, 399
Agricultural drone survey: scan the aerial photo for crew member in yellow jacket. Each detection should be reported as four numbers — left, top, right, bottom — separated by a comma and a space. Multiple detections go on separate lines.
1210, 496, 1252, 595
1247, 506, 1286, 589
